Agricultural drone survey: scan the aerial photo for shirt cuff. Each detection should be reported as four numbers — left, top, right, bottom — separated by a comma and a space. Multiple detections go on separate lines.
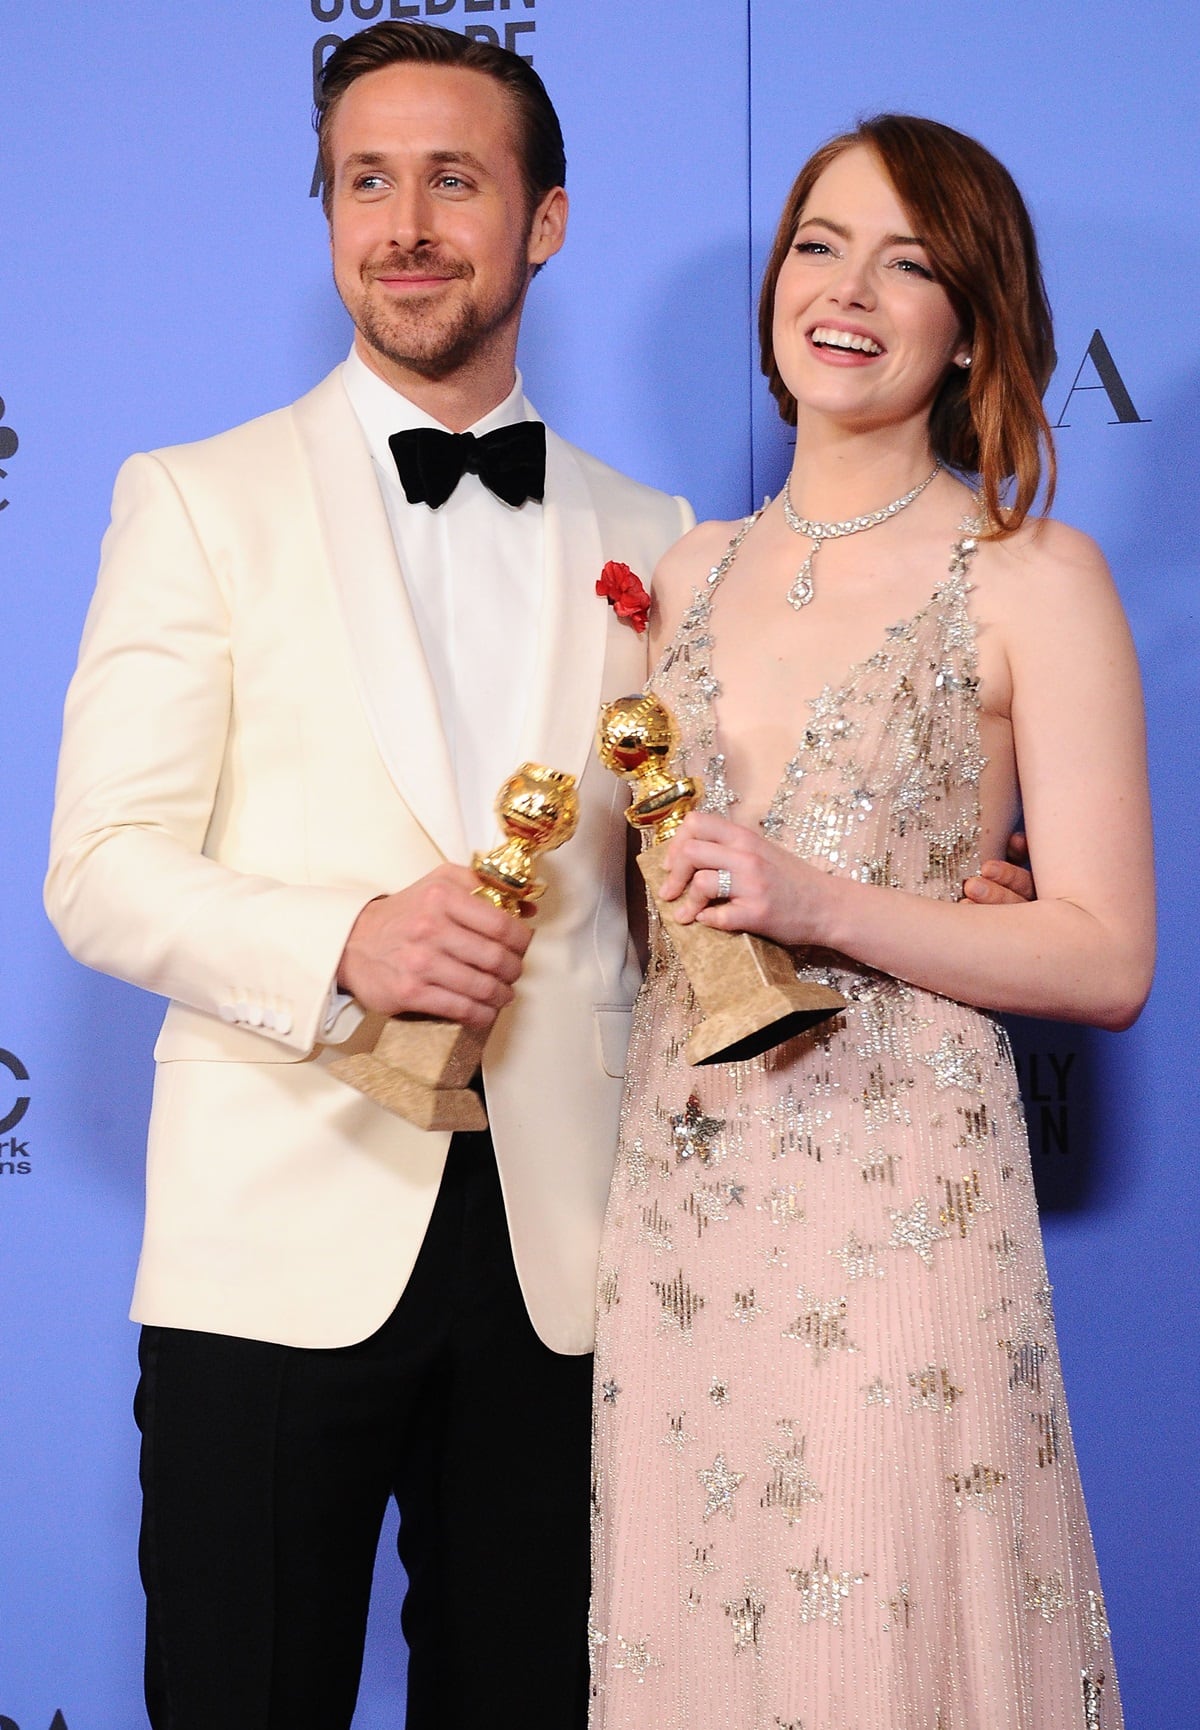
321, 986, 365, 1046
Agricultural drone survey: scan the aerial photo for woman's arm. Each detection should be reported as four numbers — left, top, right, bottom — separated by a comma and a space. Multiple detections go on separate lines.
660, 522, 1154, 1031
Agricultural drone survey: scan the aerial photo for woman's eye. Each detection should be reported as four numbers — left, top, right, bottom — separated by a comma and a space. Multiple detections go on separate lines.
894, 257, 935, 279
793, 240, 832, 256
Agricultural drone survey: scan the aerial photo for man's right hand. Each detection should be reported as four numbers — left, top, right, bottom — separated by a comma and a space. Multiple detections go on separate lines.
963, 832, 1035, 907
337, 864, 532, 1029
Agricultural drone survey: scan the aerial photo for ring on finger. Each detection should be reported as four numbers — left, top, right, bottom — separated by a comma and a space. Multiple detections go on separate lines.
713, 868, 733, 903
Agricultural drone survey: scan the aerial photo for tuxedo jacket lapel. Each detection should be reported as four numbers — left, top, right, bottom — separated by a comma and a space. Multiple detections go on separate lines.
293, 373, 468, 863
518, 429, 607, 786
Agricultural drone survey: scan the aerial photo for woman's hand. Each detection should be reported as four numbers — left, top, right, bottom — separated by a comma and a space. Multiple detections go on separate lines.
656, 811, 836, 947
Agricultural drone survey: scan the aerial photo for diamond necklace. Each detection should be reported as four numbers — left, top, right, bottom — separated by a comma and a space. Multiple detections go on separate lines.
781, 460, 942, 609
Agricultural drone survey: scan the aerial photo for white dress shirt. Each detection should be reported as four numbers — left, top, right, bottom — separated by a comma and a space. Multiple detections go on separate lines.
341, 346, 546, 857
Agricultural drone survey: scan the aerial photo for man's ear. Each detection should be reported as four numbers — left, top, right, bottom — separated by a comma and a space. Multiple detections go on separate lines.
528, 186, 568, 269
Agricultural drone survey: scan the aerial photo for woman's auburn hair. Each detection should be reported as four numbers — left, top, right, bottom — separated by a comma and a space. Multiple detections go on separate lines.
758, 114, 1057, 536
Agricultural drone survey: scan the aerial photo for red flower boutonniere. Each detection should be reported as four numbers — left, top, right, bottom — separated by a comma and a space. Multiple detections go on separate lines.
596, 560, 651, 634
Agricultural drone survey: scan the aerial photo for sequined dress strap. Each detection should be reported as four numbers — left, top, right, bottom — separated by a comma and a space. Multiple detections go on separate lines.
649, 511, 762, 819
704, 510, 762, 593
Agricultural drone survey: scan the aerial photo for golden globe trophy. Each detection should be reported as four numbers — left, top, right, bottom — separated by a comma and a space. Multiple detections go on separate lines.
329, 763, 580, 1132
597, 694, 845, 1065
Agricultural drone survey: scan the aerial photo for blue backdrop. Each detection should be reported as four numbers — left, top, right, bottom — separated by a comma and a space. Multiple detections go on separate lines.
1, 3, 1195, 1726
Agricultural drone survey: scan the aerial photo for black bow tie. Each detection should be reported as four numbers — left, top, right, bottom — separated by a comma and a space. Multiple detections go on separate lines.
388, 421, 546, 510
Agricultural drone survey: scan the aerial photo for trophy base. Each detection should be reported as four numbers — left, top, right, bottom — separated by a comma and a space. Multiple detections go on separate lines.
328, 1015, 489, 1132
637, 846, 847, 1068
328, 1051, 488, 1132
685, 979, 846, 1066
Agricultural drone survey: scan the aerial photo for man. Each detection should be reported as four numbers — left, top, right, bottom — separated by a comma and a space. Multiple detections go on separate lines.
46, 23, 691, 1730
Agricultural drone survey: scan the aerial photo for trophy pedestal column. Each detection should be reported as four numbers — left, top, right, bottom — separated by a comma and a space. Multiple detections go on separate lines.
638, 847, 844, 1066
328, 1017, 488, 1132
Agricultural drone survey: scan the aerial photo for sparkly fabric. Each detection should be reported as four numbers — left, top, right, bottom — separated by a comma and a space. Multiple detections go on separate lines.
590, 526, 1123, 1730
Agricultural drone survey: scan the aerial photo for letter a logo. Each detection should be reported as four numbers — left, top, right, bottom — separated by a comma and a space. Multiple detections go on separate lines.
1054, 330, 1149, 428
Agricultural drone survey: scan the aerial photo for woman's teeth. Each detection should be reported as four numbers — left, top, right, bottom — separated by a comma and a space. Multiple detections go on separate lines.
811, 327, 883, 355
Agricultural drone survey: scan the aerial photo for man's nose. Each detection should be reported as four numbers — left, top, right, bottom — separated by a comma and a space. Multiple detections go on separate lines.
386, 182, 437, 251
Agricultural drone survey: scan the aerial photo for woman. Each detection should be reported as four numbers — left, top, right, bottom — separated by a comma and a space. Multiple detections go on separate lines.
589, 116, 1151, 1730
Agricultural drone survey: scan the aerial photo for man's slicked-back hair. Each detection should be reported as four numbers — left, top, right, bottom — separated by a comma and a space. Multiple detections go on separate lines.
314, 22, 566, 220
758, 115, 1057, 536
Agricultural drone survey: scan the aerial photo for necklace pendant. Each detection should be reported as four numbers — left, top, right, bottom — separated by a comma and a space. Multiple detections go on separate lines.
786, 559, 815, 610
786, 540, 819, 610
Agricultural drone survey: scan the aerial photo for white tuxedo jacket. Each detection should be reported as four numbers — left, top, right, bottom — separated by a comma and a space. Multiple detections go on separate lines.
46, 367, 693, 1353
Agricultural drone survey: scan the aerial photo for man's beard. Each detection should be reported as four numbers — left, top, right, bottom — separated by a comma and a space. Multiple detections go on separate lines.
350, 247, 527, 383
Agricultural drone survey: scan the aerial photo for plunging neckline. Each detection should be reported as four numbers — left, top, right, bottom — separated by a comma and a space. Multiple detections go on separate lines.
680, 511, 981, 830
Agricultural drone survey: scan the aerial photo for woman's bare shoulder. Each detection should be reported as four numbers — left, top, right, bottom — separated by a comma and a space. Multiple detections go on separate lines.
652, 517, 745, 613
975, 513, 1118, 620
989, 513, 1107, 576
655, 516, 746, 581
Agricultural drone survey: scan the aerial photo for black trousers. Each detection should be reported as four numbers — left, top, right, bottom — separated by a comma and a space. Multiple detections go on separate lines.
134, 1128, 593, 1730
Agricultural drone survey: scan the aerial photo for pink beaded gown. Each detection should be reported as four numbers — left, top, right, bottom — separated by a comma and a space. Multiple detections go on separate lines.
589, 521, 1122, 1730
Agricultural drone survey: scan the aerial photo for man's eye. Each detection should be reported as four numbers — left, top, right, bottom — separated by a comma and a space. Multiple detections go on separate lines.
355, 174, 386, 192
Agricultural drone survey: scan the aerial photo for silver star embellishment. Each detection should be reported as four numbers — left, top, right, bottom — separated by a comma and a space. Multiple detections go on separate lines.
601, 1379, 620, 1405
686, 1543, 718, 1579
699, 1452, 745, 1521
892, 777, 931, 829
782, 1285, 854, 1363
623, 1137, 650, 1190
613, 1636, 657, 1681
1024, 1570, 1067, 1623
685, 1183, 732, 1230
703, 754, 739, 816
787, 1548, 867, 1626
831, 1229, 884, 1280
808, 684, 847, 724
888, 1196, 949, 1268
919, 1030, 983, 1093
